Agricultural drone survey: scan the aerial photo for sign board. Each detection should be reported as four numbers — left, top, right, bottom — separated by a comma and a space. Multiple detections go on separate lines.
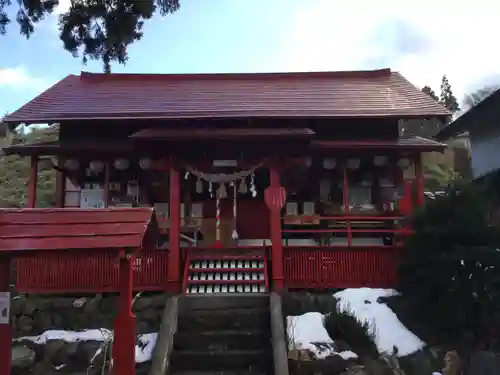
264, 186, 287, 212
0, 292, 10, 325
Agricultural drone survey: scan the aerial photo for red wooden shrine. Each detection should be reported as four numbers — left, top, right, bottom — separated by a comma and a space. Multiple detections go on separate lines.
1, 68, 451, 374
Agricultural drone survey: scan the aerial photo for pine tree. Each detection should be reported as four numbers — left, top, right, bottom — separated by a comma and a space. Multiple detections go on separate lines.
422, 85, 439, 102
0, 0, 181, 72
439, 75, 460, 113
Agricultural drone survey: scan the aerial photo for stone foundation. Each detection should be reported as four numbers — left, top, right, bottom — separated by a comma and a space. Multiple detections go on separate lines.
10, 292, 169, 375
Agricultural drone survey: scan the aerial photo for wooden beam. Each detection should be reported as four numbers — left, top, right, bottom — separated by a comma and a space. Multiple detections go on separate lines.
27, 155, 38, 208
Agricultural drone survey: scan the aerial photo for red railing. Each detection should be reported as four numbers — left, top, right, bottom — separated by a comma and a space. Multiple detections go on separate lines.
16, 249, 169, 293
281, 215, 409, 288
283, 246, 401, 289
282, 215, 411, 247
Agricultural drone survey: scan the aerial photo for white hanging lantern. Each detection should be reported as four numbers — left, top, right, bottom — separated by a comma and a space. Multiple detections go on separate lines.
89, 160, 104, 173
374, 156, 388, 166
346, 158, 360, 170
64, 159, 80, 171
139, 158, 152, 169
114, 158, 129, 170
322, 158, 337, 170
397, 158, 411, 169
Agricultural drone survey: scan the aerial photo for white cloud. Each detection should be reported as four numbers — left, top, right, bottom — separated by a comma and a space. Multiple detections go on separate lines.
0, 66, 47, 90
55, 0, 71, 14
274, 0, 500, 103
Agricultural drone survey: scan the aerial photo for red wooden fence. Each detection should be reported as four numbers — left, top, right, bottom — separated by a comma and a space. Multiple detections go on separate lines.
283, 246, 401, 289
15, 246, 401, 292
16, 249, 169, 293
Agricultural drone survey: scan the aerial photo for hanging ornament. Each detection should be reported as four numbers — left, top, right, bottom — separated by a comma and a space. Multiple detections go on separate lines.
239, 178, 248, 194
196, 178, 203, 194
209, 182, 214, 198
184, 171, 190, 180
249, 172, 257, 198
218, 183, 227, 199
232, 182, 239, 240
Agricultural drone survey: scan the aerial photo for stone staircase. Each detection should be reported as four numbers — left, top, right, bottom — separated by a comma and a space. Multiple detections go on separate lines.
169, 295, 274, 374
183, 250, 268, 294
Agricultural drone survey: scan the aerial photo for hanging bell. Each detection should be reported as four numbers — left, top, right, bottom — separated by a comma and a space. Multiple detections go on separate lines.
218, 183, 227, 199
196, 178, 203, 194
239, 178, 248, 194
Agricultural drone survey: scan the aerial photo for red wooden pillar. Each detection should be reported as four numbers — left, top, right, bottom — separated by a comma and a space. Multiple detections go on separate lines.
269, 166, 284, 291
0, 256, 11, 375
27, 155, 38, 208
342, 166, 352, 247
112, 251, 136, 375
414, 153, 425, 206
167, 167, 181, 292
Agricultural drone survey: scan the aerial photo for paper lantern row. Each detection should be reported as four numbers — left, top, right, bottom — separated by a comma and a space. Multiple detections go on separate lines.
303, 156, 412, 170
62, 158, 155, 172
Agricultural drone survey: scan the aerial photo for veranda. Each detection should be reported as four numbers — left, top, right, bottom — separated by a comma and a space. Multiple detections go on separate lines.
7, 138, 433, 294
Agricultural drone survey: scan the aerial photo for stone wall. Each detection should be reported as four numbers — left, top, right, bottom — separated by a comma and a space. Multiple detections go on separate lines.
11, 292, 169, 375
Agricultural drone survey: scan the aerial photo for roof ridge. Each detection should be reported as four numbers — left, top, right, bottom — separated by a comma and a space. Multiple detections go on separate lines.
79, 69, 392, 82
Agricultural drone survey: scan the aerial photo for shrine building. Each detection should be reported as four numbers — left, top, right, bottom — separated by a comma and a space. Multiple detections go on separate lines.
0, 69, 450, 296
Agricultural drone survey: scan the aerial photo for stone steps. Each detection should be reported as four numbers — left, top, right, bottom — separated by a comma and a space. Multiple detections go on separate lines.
177, 308, 270, 332
174, 330, 270, 351
171, 371, 269, 375
169, 295, 273, 374
170, 350, 272, 372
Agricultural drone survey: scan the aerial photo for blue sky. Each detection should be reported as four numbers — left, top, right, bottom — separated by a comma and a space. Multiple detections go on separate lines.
1, 0, 498, 116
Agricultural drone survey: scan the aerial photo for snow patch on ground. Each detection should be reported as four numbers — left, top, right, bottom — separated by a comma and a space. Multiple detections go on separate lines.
14, 329, 158, 363
334, 288, 425, 357
287, 312, 359, 360
286, 288, 426, 360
